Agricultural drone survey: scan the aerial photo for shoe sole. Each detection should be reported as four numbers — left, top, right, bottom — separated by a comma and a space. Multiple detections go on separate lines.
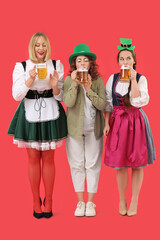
85, 212, 96, 217
74, 214, 85, 217
74, 212, 85, 217
127, 212, 137, 217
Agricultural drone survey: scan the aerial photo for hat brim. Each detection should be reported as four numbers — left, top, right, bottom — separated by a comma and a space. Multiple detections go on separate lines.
69, 52, 97, 65
117, 46, 135, 51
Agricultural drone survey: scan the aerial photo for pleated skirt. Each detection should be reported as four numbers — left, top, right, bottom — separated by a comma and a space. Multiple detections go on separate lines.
8, 99, 68, 150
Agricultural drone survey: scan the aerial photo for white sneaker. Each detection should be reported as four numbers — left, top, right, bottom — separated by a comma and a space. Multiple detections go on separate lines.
85, 202, 96, 217
74, 201, 85, 217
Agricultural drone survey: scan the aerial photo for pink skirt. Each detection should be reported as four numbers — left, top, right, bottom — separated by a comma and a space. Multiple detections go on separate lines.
104, 106, 148, 168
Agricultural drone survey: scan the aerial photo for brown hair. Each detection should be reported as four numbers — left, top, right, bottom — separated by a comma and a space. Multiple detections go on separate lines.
69, 56, 100, 80
117, 50, 137, 107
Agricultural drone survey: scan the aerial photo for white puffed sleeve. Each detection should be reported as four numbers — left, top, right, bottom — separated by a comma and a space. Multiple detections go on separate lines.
12, 63, 29, 101
104, 74, 114, 112
130, 75, 149, 108
54, 60, 64, 101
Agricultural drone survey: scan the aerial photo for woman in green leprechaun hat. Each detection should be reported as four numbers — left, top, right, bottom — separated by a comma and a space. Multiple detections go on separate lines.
64, 44, 106, 217
104, 38, 155, 216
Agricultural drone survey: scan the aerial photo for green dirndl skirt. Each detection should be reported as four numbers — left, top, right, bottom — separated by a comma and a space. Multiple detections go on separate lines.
8, 99, 68, 149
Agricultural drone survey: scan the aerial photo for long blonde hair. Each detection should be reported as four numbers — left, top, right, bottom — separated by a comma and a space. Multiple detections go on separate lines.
29, 32, 51, 62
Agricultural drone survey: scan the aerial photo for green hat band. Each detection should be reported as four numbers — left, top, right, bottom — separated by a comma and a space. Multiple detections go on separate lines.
121, 44, 131, 48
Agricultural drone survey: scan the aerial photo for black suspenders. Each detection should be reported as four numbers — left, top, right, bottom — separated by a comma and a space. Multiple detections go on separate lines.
21, 60, 57, 99
21, 60, 56, 71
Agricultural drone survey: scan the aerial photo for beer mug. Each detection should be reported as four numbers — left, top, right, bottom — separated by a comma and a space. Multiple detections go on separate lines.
77, 66, 88, 85
120, 65, 130, 82
37, 63, 47, 79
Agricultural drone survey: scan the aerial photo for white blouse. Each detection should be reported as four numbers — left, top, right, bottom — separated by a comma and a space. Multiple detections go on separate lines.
105, 74, 149, 112
12, 59, 64, 122
82, 86, 96, 132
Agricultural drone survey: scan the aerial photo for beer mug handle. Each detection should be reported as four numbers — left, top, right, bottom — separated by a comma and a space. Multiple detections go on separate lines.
35, 65, 38, 73
122, 68, 124, 77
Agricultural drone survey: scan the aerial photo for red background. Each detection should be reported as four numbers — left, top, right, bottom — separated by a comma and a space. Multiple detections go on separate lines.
1, 0, 159, 239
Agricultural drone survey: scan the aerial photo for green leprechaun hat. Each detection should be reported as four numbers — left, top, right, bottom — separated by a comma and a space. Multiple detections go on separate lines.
69, 44, 97, 65
117, 38, 135, 51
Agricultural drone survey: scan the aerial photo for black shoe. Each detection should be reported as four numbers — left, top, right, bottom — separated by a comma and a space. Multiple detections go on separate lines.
43, 197, 46, 207
40, 197, 42, 206
33, 211, 44, 219
43, 211, 53, 218
33, 197, 43, 219
43, 197, 53, 218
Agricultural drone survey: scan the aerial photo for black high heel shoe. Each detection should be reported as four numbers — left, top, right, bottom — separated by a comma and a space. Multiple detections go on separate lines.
43, 197, 53, 218
33, 198, 44, 219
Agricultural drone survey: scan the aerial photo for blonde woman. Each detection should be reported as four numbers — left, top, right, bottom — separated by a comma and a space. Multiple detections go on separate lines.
8, 32, 67, 219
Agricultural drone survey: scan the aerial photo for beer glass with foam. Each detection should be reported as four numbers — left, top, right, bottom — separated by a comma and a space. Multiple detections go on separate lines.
37, 63, 47, 79
77, 66, 88, 85
120, 65, 130, 82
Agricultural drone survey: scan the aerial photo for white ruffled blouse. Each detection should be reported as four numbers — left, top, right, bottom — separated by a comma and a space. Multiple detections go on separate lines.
105, 74, 149, 112
12, 59, 64, 122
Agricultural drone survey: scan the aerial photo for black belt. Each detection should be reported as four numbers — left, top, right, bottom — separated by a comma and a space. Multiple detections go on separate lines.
121, 44, 131, 48
25, 89, 53, 99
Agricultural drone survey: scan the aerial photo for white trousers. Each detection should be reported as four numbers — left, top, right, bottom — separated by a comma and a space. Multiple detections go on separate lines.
66, 131, 103, 193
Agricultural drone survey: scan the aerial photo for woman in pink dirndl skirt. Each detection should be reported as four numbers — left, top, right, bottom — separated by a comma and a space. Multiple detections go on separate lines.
104, 38, 155, 216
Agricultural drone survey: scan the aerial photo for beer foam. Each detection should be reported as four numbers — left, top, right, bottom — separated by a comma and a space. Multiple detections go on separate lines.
121, 65, 130, 70
78, 67, 88, 72
37, 63, 47, 68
